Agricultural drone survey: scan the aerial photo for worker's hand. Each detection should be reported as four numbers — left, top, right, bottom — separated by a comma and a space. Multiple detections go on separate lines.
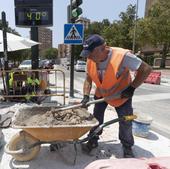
81, 95, 90, 108
121, 85, 135, 98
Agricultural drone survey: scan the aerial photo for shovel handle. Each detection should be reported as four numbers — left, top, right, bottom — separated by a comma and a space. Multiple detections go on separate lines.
86, 98, 105, 105
53, 98, 106, 112
53, 95, 121, 112
52, 103, 83, 112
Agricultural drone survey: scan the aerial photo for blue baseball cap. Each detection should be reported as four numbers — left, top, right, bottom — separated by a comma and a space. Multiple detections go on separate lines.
80, 34, 105, 57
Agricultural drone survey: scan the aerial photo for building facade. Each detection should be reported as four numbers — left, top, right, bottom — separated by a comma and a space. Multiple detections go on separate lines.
58, 44, 71, 58
76, 17, 90, 30
38, 27, 52, 55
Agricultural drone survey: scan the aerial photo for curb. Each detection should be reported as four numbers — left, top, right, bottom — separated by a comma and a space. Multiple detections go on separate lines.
151, 122, 170, 139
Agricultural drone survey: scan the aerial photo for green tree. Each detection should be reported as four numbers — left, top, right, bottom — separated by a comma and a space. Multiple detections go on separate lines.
137, 0, 170, 68
74, 19, 111, 61
75, 4, 136, 58
117, 4, 136, 49
42, 48, 58, 60
102, 4, 136, 49
102, 19, 111, 27
102, 22, 122, 46
149, 0, 170, 68
74, 45, 83, 61
8, 49, 31, 64
85, 21, 103, 37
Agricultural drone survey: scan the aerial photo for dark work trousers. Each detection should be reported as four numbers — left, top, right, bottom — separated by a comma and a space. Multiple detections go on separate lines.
89, 96, 134, 148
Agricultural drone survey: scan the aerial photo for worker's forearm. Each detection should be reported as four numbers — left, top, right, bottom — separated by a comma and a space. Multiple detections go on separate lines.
83, 78, 92, 96
131, 62, 152, 88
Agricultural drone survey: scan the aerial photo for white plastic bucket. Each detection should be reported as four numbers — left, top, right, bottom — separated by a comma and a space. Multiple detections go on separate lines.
132, 113, 153, 138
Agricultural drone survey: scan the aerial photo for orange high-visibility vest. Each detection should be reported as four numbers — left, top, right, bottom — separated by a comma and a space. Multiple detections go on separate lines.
87, 47, 132, 107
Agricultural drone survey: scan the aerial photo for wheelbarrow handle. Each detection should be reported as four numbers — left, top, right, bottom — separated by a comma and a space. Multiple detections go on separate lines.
78, 115, 137, 144
99, 115, 137, 129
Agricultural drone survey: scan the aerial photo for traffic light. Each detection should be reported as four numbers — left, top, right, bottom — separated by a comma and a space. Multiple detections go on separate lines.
71, 0, 82, 22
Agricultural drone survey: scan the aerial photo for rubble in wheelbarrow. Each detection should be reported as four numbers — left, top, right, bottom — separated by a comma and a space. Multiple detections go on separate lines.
13, 106, 96, 126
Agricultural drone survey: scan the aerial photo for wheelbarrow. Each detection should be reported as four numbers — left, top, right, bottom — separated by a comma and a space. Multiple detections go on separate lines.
4, 106, 136, 163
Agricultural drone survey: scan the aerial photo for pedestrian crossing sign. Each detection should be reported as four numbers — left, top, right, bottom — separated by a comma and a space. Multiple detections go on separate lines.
64, 24, 84, 44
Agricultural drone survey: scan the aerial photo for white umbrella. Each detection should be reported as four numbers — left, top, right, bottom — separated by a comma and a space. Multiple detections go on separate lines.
0, 30, 40, 52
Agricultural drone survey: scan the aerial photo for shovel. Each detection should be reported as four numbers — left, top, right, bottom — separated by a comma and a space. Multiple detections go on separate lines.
52, 95, 121, 113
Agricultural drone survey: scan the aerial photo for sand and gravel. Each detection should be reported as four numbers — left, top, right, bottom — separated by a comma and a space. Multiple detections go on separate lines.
13, 106, 96, 127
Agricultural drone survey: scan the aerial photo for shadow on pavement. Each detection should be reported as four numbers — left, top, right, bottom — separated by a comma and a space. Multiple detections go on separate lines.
9, 144, 96, 169
0, 101, 16, 109
93, 142, 154, 159
6, 142, 155, 169
0, 132, 6, 163
145, 131, 159, 141
134, 131, 159, 141
133, 145, 154, 158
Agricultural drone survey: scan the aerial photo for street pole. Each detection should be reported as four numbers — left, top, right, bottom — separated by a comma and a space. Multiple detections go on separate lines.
68, 0, 82, 97
1, 11, 9, 94
31, 27, 39, 78
132, 0, 139, 54
69, 0, 75, 97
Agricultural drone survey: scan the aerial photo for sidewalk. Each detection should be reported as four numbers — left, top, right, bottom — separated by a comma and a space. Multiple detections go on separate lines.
0, 95, 170, 169
0, 68, 170, 169
156, 69, 170, 86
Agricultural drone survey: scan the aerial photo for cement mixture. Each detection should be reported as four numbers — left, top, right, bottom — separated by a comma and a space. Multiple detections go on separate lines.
13, 106, 96, 127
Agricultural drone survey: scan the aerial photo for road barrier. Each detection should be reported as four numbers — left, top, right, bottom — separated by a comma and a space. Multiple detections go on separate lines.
144, 71, 161, 85
0, 69, 66, 104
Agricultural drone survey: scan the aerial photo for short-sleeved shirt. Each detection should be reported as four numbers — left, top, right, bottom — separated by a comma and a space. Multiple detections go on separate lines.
97, 48, 142, 81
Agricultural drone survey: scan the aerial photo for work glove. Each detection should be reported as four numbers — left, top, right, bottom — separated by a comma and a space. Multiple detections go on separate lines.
81, 95, 90, 108
121, 85, 135, 98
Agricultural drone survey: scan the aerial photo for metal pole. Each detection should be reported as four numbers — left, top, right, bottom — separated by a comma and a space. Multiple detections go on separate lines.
70, 45, 75, 97
132, 0, 139, 53
31, 27, 39, 78
69, 0, 75, 97
67, 5, 71, 23
1, 11, 9, 94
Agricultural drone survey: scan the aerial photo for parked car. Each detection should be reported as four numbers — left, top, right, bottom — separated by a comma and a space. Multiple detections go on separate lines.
75, 61, 86, 72
39, 60, 46, 69
66, 60, 76, 70
18, 60, 32, 69
44, 60, 54, 69
39, 60, 54, 69
8, 62, 15, 69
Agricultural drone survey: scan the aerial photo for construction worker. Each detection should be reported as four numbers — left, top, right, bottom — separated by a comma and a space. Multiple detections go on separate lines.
80, 34, 152, 158
9, 70, 23, 95
25, 74, 40, 102
26, 75, 40, 91
9, 71, 14, 89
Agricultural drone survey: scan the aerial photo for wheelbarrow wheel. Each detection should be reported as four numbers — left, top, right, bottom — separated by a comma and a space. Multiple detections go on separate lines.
7, 131, 40, 161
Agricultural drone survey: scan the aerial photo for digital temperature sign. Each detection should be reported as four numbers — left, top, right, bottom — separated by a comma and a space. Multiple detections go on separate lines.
15, 7, 53, 27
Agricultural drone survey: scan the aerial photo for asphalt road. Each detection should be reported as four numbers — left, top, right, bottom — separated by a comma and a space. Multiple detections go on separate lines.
133, 84, 170, 138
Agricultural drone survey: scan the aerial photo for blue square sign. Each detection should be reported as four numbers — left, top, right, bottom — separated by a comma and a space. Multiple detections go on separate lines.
64, 24, 84, 44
